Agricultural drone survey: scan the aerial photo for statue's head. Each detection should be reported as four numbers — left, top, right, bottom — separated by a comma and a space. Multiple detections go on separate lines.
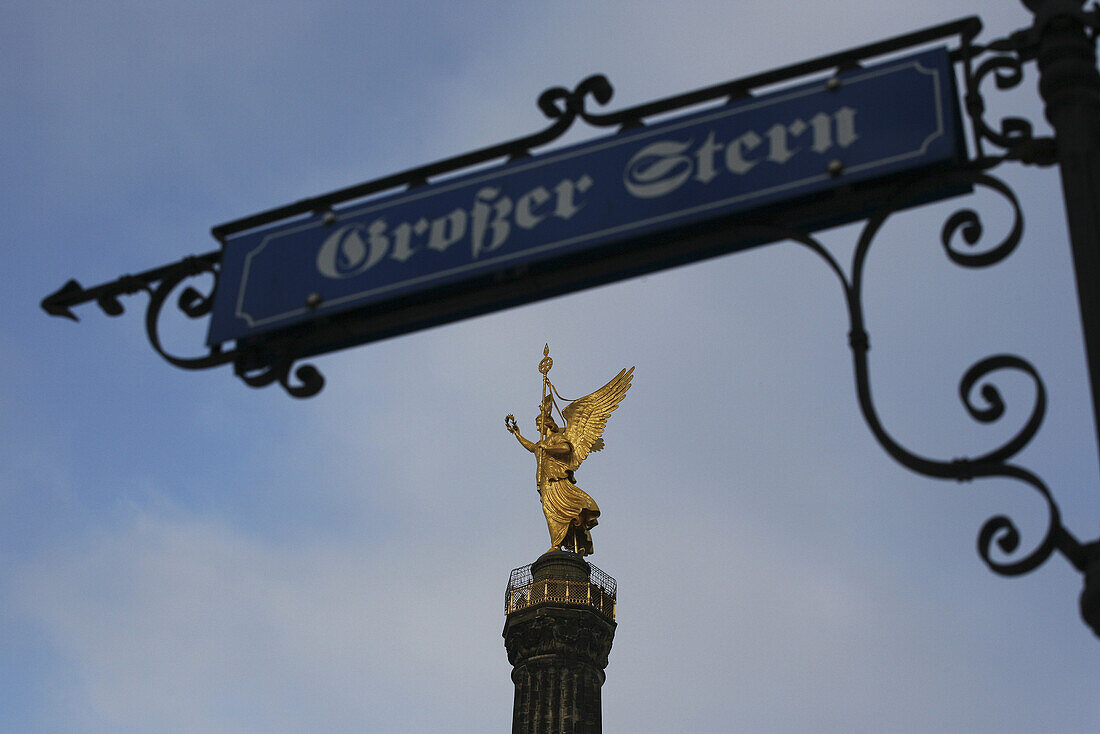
536, 412, 559, 433
537, 394, 559, 432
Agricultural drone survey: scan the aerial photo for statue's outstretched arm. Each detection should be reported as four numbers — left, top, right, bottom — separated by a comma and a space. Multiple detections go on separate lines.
505, 415, 536, 452
514, 432, 537, 452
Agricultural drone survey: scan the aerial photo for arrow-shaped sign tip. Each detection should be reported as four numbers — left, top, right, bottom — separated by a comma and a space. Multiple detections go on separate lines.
41, 279, 85, 321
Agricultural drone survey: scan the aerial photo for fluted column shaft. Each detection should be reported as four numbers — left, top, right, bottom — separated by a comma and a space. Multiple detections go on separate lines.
504, 552, 616, 734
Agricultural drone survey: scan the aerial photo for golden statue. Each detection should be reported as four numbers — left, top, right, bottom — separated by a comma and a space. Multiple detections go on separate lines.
505, 345, 633, 556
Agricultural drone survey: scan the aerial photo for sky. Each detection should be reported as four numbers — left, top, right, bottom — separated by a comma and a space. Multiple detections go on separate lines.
3, 1, 1100, 732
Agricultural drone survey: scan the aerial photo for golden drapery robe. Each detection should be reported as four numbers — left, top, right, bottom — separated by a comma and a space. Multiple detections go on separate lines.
536, 431, 600, 555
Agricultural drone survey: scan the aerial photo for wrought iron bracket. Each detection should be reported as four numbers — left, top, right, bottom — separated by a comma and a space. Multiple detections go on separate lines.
767, 2, 1100, 636
763, 160, 1098, 636
39, 252, 326, 397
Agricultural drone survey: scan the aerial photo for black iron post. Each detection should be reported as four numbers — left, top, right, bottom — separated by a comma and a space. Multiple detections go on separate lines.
1025, 1, 1100, 456
1023, 0, 1100, 635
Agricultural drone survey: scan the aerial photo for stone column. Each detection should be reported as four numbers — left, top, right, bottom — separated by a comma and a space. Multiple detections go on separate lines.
503, 551, 616, 734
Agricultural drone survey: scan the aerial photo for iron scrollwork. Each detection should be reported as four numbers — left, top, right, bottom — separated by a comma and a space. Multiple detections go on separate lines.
40, 253, 326, 398
737, 155, 1098, 633
236, 355, 326, 399
783, 150, 1097, 631
844, 169, 1071, 580
879, 9, 1099, 632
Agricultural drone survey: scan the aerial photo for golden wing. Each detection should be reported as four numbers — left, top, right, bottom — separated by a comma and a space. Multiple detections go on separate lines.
561, 367, 634, 469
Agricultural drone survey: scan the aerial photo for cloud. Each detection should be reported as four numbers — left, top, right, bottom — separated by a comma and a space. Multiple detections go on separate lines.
7, 508, 512, 733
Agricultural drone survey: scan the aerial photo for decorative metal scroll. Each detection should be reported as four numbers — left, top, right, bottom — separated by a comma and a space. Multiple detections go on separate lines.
39, 11, 1100, 631
41, 254, 324, 398
744, 9, 1096, 632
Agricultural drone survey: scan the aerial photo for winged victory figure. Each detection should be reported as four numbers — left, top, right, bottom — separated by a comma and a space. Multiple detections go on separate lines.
506, 346, 633, 556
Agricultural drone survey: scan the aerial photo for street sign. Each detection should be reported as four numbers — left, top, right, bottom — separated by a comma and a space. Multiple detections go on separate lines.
208, 47, 965, 348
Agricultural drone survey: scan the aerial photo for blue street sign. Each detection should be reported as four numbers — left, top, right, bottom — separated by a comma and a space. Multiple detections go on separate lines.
208, 47, 964, 347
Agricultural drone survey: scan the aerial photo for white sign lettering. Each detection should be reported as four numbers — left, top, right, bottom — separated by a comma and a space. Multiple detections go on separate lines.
623, 107, 858, 199
317, 175, 593, 279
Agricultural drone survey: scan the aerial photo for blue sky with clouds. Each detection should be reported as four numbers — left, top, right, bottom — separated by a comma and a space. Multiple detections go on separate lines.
3, 1, 1100, 732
